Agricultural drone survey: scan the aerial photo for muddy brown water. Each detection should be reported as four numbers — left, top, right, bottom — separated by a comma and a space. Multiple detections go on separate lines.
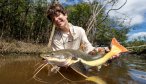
0, 54, 146, 84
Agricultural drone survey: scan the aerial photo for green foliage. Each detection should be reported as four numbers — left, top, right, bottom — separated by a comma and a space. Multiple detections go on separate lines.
0, 1, 129, 46
66, 3, 91, 28
94, 18, 129, 45
127, 39, 146, 47
66, 3, 129, 46
0, 0, 50, 43
126, 38, 146, 53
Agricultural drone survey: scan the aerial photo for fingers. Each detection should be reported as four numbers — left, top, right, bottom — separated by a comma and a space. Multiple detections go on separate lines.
110, 53, 120, 59
96, 47, 107, 55
104, 47, 110, 52
88, 50, 97, 55
88, 47, 108, 56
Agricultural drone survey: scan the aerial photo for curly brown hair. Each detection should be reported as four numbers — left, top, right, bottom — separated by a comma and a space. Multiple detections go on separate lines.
47, 4, 67, 21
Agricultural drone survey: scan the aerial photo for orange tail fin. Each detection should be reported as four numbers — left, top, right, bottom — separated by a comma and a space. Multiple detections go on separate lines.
111, 38, 128, 53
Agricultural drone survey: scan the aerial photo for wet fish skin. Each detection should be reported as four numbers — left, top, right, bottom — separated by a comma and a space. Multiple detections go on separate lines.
40, 49, 94, 66
41, 38, 128, 67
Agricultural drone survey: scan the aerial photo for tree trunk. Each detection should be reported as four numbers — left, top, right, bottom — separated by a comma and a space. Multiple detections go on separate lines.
47, 24, 55, 49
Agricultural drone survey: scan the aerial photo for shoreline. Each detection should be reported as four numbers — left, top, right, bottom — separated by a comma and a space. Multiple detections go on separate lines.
0, 39, 51, 55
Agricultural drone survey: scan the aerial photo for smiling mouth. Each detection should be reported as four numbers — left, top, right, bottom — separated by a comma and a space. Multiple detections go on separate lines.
56, 21, 63, 26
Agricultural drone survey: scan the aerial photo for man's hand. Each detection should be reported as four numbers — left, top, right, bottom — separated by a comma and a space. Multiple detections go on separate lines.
110, 53, 120, 59
88, 47, 109, 56
88, 47, 120, 59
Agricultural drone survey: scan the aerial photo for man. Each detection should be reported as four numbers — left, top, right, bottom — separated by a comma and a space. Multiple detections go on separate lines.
47, 3, 107, 55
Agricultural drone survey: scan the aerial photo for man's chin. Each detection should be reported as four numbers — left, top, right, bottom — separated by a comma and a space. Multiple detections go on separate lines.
57, 25, 65, 29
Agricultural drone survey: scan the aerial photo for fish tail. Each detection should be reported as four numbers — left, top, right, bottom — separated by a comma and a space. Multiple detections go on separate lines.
78, 38, 128, 67
110, 38, 128, 54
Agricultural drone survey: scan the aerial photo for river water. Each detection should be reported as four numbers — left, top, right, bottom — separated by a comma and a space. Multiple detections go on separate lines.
0, 54, 146, 84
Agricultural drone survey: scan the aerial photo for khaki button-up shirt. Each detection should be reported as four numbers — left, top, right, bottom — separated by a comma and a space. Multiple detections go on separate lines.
51, 23, 95, 53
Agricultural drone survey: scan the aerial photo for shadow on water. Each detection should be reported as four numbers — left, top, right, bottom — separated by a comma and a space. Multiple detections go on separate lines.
0, 54, 145, 84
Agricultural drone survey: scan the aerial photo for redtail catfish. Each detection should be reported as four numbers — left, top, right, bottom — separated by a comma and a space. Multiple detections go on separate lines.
40, 38, 128, 67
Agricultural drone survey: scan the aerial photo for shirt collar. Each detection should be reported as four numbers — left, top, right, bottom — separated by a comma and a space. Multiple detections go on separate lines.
69, 23, 78, 39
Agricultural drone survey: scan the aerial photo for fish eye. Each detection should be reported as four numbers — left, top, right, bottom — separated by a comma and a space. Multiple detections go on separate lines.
51, 53, 55, 56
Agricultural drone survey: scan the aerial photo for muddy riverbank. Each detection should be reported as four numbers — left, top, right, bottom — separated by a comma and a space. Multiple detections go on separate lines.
0, 40, 50, 54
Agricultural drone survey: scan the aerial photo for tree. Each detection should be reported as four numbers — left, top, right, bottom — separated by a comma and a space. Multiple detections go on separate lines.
66, 1, 129, 46
0, 0, 50, 43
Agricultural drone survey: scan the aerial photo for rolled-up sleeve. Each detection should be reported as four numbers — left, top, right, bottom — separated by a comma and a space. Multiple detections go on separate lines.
80, 28, 95, 53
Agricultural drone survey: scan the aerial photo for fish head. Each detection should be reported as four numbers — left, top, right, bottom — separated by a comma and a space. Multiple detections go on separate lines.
40, 51, 73, 66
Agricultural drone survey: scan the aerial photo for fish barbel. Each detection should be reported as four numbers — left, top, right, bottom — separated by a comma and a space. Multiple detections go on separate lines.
40, 38, 128, 67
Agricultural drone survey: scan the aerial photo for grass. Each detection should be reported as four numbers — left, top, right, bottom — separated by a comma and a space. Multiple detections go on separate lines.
0, 39, 51, 54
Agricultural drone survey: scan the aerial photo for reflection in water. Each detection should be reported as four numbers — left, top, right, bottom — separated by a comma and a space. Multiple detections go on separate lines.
0, 54, 42, 84
86, 76, 107, 84
126, 55, 146, 71
129, 69, 146, 84
33, 63, 107, 84
0, 54, 145, 84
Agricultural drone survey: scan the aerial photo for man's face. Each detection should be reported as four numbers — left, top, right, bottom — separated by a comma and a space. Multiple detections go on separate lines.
51, 12, 68, 29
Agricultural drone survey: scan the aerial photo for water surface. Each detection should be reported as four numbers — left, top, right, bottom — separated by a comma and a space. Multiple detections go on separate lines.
0, 54, 145, 84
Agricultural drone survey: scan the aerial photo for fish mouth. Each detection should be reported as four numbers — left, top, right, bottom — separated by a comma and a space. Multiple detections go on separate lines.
40, 54, 49, 58
44, 57, 66, 62
41, 54, 73, 66
44, 57, 72, 66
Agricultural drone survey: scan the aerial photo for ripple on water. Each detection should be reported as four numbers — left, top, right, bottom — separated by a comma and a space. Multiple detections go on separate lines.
128, 69, 146, 84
